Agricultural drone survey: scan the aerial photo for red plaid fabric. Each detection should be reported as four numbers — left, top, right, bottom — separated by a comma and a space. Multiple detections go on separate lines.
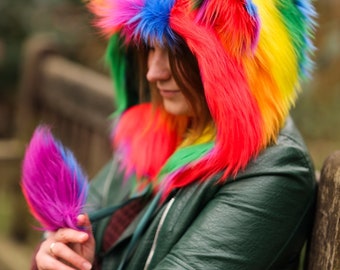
102, 197, 150, 251
93, 197, 150, 269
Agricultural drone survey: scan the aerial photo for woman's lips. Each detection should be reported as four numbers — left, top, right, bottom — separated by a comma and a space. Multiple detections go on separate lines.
159, 89, 181, 98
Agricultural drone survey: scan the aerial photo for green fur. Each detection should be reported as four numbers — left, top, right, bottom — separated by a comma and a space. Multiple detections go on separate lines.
105, 34, 128, 115
276, 0, 307, 77
192, 0, 204, 9
158, 142, 214, 181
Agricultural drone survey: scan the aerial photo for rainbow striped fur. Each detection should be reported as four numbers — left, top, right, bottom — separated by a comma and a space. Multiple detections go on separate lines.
88, 0, 316, 195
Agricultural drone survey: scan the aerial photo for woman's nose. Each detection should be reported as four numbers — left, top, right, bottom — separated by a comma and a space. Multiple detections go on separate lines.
146, 49, 171, 82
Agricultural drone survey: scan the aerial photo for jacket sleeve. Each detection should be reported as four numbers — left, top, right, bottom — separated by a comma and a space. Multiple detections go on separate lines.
86, 161, 113, 211
153, 144, 316, 270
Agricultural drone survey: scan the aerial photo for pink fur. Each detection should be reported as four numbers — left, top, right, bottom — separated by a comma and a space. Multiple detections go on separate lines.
88, 0, 145, 37
21, 126, 88, 231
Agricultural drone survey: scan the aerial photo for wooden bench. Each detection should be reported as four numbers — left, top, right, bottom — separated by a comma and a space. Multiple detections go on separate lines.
307, 150, 340, 270
2, 34, 339, 269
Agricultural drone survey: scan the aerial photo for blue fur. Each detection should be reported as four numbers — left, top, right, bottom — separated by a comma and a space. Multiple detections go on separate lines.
299, 36, 316, 78
130, 0, 177, 46
58, 142, 88, 200
245, 0, 258, 19
294, 0, 317, 26
295, 0, 317, 78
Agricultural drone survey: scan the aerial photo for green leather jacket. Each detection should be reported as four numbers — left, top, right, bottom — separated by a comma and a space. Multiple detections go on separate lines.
87, 118, 316, 270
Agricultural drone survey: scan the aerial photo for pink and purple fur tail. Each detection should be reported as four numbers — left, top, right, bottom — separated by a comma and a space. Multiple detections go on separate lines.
21, 126, 88, 231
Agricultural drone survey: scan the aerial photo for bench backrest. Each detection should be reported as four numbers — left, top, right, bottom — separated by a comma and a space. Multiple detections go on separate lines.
16, 34, 114, 178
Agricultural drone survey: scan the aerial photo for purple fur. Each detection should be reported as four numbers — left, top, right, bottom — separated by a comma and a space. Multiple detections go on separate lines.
21, 126, 88, 231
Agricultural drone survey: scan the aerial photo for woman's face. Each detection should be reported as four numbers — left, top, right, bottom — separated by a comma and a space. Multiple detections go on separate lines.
146, 45, 192, 116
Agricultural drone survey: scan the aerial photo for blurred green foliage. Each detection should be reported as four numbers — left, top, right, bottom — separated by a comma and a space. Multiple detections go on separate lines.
0, 0, 31, 96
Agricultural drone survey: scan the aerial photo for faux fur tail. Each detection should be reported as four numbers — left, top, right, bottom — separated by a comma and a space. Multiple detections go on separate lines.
21, 125, 88, 231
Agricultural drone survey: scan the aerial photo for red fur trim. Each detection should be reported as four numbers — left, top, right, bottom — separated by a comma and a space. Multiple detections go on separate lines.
114, 103, 187, 181
161, 0, 264, 195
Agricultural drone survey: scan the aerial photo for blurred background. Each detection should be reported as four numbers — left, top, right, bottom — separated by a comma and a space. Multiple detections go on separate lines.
0, 0, 339, 268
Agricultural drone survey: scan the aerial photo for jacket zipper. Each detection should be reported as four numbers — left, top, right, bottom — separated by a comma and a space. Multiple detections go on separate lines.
144, 197, 176, 270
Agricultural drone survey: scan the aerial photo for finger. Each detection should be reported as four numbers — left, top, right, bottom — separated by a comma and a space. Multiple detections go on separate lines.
37, 256, 76, 270
36, 243, 75, 270
77, 214, 92, 232
54, 228, 89, 244
47, 241, 92, 270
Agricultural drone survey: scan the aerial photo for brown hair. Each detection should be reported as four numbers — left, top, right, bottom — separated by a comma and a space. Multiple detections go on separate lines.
136, 39, 213, 139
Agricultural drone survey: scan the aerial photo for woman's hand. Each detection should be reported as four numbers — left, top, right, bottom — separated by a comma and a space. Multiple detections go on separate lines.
35, 214, 95, 270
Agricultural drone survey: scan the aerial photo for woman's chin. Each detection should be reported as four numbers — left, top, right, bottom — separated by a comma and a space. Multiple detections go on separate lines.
163, 101, 191, 116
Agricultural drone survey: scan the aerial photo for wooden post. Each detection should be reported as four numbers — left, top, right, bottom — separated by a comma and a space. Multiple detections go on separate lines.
307, 151, 340, 270
11, 34, 114, 245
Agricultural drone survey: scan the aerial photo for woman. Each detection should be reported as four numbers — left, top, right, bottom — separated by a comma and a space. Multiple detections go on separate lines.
33, 0, 317, 269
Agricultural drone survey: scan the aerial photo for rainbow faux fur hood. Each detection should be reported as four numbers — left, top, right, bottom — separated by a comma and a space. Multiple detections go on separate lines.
88, 0, 316, 196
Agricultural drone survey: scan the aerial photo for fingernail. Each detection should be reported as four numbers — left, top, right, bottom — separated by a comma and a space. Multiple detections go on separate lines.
79, 232, 88, 240
82, 261, 92, 270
